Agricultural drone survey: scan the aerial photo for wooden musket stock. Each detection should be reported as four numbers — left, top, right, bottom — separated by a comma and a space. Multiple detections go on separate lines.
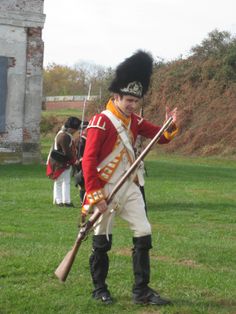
54, 116, 173, 282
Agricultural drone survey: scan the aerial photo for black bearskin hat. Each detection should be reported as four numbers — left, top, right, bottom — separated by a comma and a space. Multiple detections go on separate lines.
64, 116, 81, 130
109, 50, 153, 98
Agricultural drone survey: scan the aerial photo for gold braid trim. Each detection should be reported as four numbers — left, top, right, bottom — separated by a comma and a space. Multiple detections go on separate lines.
86, 189, 105, 205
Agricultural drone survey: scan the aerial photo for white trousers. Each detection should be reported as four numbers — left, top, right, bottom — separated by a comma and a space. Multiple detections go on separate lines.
93, 180, 151, 238
53, 167, 71, 204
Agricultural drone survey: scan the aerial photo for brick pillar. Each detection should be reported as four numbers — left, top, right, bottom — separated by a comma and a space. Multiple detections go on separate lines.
23, 27, 44, 163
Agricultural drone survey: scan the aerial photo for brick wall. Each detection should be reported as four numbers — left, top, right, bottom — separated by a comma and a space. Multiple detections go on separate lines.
45, 101, 85, 110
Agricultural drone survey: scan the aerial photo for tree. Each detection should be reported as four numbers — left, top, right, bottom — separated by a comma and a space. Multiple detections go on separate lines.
43, 62, 113, 98
190, 29, 232, 59
43, 63, 87, 96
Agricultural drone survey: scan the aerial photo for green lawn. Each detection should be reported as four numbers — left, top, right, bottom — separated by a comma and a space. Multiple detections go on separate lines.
42, 108, 83, 118
0, 155, 236, 314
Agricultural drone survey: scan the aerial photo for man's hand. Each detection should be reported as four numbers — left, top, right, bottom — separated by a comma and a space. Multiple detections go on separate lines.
165, 106, 178, 124
96, 199, 108, 213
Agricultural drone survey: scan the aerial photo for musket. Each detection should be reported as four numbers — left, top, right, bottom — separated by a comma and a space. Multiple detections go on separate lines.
136, 99, 148, 176
54, 116, 173, 282
72, 85, 91, 180
76, 83, 91, 162
81, 83, 91, 128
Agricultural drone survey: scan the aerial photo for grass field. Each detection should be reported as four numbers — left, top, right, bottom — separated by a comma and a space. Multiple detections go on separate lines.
0, 150, 236, 313
41, 109, 83, 118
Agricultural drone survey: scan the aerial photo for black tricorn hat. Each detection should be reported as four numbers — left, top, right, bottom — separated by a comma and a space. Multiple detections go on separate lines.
109, 50, 153, 98
64, 116, 81, 130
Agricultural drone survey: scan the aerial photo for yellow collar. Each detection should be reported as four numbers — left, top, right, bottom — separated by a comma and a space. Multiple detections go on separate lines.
106, 98, 131, 128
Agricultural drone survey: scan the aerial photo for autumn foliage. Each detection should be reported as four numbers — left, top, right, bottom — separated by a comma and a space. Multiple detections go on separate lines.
43, 30, 236, 157
143, 30, 236, 157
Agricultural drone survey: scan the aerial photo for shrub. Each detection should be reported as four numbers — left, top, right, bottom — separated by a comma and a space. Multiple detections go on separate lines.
40, 116, 61, 135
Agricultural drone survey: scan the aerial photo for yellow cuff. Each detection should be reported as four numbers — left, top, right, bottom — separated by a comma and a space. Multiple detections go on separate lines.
81, 203, 93, 216
86, 189, 105, 205
163, 128, 178, 141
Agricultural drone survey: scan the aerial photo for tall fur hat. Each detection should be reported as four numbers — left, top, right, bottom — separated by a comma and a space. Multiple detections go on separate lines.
109, 50, 153, 98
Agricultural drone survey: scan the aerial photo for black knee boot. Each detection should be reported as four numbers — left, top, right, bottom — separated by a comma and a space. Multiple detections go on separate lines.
132, 235, 171, 306
132, 235, 152, 295
89, 234, 112, 304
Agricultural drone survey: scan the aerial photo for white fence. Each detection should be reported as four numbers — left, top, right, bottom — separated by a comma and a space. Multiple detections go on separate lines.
45, 95, 98, 102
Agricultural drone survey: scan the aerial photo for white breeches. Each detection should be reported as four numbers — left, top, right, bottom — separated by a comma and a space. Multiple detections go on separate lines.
93, 180, 151, 238
53, 167, 71, 204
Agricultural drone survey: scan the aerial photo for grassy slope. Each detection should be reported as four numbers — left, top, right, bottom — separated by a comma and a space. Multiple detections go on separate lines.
146, 59, 236, 158
0, 155, 235, 314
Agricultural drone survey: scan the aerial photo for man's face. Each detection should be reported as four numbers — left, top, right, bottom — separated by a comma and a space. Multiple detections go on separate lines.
115, 94, 140, 117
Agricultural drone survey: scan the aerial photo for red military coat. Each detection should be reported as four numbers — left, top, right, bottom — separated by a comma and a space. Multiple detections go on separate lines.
82, 105, 173, 206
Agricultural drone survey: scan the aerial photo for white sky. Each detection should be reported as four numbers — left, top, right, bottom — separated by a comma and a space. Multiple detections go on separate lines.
42, 0, 236, 68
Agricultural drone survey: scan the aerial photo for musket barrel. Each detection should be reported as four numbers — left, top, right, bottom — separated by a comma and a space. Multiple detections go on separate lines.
107, 116, 173, 203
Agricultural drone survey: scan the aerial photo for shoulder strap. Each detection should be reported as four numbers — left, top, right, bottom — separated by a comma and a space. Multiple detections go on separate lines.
54, 130, 73, 150
102, 110, 135, 162
46, 130, 73, 165
46, 131, 63, 164
97, 141, 124, 171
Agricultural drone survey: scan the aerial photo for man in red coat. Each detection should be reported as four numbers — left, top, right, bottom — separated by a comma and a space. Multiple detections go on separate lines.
46, 117, 81, 207
82, 51, 178, 305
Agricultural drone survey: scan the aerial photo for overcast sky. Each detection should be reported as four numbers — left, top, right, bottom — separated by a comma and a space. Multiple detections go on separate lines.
42, 0, 236, 69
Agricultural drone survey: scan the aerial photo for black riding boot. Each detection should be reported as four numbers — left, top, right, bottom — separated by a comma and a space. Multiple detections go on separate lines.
89, 234, 113, 304
132, 235, 152, 295
132, 235, 171, 306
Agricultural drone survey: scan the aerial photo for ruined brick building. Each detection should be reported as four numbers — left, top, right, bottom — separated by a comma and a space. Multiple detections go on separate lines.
0, 0, 45, 163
